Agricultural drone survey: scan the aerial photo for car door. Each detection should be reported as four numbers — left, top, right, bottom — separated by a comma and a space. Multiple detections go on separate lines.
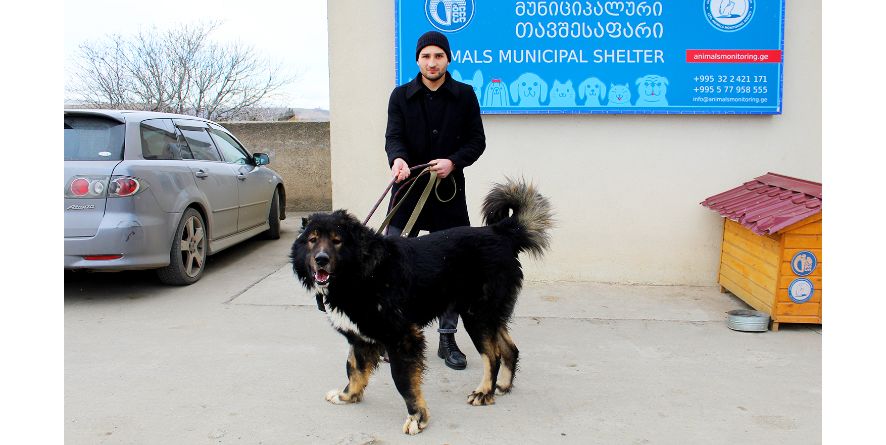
208, 126, 273, 231
174, 120, 240, 240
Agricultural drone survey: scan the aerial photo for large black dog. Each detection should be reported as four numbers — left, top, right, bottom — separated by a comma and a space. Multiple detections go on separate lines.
290, 178, 553, 435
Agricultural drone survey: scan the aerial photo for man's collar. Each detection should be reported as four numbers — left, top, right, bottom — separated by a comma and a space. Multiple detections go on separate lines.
405, 72, 459, 99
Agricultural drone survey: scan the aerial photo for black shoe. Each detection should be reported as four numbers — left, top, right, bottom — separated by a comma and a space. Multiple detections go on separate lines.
437, 333, 467, 370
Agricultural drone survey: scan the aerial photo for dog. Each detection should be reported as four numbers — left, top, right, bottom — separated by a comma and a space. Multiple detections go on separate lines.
451, 69, 484, 103
634, 75, 669, 107
509, 72, 548, 107
578, 76, 606, 106
290, 178, 553, 435
548, 80, 577, 107
483, 78, 511, 107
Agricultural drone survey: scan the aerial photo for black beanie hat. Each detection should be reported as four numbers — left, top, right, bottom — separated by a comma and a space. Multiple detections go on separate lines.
415, 31, 452, 61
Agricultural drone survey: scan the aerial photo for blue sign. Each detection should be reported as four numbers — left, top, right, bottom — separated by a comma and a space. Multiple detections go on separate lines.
396, 0, 785, 114
788, 278, 814, 304
790, 250, 817, 277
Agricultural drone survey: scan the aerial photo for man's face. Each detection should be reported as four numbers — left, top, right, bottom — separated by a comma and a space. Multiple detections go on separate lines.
417, 45, 449, 82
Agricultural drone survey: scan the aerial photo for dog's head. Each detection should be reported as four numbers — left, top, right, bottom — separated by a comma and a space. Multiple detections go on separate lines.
578, 77, 606, 103
290, 210, 383, 290
452, 69, 484, 102
635, 75, 668, 103
509, 73, 548, 105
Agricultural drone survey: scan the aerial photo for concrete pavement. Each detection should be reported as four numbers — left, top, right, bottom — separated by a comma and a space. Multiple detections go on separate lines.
65, 217, 821, 444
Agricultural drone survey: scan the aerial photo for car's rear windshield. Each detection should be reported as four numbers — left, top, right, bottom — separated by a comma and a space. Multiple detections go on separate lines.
64, 115, 125, 161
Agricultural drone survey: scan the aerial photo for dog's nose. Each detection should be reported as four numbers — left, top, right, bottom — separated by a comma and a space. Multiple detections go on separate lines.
315, 252, 330, 267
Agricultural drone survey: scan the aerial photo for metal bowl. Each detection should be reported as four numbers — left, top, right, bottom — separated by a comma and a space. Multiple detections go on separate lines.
726, 309, 770, 332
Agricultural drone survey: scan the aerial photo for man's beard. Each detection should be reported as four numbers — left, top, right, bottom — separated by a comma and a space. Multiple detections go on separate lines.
421, 70, 445, 82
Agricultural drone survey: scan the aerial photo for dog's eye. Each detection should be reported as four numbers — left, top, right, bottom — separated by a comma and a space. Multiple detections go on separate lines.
308, 237, 318, 243
332, 238, 342, 245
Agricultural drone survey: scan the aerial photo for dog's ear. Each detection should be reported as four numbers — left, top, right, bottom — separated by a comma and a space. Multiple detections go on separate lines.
510, 76, 522, 103
472, 70, 483, 87
578, 79, 587, 100
483, 83, 494, 106
290, 234, 313, 289
339, 213, 386, 278
539, 76, 549, 102
598, 81, 606, 100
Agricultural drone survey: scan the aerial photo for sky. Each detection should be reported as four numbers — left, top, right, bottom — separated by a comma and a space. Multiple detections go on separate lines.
64, 0, 330, 110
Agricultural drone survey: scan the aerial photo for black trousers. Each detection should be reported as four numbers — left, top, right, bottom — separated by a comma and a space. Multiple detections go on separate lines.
386, 224, 459, 334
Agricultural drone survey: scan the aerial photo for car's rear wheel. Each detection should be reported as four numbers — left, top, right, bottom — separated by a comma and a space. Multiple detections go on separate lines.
157, 208, 207, 285
264, 189, 281, 240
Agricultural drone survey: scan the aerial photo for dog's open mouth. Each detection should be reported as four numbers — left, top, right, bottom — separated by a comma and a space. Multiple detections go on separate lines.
314, 269, 331, 286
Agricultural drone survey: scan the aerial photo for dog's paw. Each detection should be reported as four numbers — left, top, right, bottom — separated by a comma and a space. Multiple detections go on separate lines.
325, 389, 360, 405
467, 391, 496, 406
401, 408, 429, 435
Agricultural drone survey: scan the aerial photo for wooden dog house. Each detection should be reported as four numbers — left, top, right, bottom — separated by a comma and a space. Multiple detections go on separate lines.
701, 173, 822, 331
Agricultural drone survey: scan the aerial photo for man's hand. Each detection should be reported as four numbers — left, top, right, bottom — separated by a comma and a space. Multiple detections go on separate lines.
392, 158, 410, 183
430, 159, 454, 179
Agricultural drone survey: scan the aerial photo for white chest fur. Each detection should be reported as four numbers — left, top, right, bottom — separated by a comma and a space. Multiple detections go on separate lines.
323, 302, 375, 343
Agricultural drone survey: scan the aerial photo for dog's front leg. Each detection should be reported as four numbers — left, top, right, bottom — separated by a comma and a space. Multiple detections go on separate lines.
325, 341, 382, 404
388, 328, 430, 435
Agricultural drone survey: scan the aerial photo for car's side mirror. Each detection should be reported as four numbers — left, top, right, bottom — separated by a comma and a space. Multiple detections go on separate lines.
253, 153, 270, 166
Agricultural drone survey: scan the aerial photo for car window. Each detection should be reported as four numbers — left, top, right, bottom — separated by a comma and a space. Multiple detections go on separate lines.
177, 126, 221, 162
208, 128, 250, 164
140, 119, 191, 160
64, 115, 125, 161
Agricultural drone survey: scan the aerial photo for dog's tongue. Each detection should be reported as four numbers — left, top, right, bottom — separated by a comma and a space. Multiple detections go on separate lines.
315, 270, 330, 283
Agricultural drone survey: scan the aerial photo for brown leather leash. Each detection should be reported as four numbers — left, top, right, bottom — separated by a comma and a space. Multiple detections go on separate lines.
362, 162, 456, 236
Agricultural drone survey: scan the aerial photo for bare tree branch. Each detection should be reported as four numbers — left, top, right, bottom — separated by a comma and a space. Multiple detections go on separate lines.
66, 21, 294, 120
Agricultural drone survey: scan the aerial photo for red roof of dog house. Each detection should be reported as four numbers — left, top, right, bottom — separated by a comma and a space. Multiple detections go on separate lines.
700, 173, 822, 235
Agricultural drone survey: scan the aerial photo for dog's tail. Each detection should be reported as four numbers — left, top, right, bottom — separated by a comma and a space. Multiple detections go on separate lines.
482, 177, 554, 258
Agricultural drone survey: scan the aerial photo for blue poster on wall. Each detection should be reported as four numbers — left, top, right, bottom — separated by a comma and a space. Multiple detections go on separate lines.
395, 1, 784, 114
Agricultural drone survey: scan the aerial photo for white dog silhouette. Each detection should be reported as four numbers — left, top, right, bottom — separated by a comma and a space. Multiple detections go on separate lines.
578, 77, 606, 107
483, 78, 511, 107
509, 73, 548, 107
451, 69, 484, 103
634, 75, 669, 107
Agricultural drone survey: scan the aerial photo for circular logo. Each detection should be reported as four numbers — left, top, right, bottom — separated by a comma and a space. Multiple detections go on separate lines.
704, 0, 755, 32
790, 251, 818, 277
788, 278, 815, 304
426, 0, 475, 33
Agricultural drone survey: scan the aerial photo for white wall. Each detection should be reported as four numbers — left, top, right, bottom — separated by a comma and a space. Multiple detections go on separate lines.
328, 1, 821, 285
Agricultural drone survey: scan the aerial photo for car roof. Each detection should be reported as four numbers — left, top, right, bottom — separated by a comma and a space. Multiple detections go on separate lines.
64, 109, 216, 125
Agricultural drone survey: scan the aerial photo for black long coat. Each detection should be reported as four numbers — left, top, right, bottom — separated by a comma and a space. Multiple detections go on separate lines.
385, 72, 486, 232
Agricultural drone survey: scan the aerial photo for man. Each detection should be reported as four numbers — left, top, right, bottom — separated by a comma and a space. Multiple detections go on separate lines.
384, 30, 486, 370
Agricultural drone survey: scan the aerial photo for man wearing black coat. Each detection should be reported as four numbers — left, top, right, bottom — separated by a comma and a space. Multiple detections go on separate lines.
384, 30, 486, 370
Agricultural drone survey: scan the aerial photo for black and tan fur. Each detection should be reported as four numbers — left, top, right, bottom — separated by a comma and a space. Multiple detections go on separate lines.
291, 177, 553, 435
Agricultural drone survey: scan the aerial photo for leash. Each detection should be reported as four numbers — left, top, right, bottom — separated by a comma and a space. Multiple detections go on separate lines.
363, 162, 457, 236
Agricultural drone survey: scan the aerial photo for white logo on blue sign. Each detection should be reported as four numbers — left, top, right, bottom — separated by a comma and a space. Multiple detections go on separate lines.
791, 251, 817, 277
788, 278, 814, 304
704, 0, 755, 32
426, 0, 475, 33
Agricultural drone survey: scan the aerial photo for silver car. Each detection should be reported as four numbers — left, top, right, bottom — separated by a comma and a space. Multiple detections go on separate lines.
64, 110, 287, 285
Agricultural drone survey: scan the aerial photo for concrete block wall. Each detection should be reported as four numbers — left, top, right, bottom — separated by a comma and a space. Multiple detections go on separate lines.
222, 121, 331, 211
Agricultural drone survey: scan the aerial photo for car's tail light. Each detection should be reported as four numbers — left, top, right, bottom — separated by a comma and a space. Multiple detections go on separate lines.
65, 176, 110, 198
83, 255, 123, 261
65, 176, 145, 198
109, 177, 142, 197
